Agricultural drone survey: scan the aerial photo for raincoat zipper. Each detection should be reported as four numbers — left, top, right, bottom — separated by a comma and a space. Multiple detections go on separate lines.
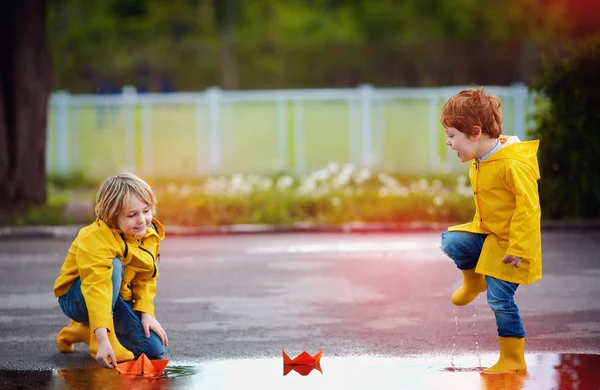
139, 244, 157, 278
475, 162, 484, 226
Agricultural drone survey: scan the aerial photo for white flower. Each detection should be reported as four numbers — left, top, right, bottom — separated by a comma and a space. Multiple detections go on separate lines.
276, 175, 294, 191
316, 184, 331, 197
332, 171, 351, 189
204, 178, 227, 195
296, 178, 317, 196
341, 163, 355, 176
433, 196, 444, 207
229, 174, 252, 194
354, 167, 372, 184
312, 168, 330, 182
327, 162, 340, 175
258, 177, 273, 191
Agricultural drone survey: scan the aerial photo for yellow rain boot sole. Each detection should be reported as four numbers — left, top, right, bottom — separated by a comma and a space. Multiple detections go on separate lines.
56, 320, 90, 353
481, 337, 527, 374
451, 269, 486, 306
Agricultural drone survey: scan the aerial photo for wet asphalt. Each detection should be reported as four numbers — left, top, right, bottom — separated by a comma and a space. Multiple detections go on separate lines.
0, 229, 599, 389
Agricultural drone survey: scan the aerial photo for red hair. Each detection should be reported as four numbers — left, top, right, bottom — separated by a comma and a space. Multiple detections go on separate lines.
440, 88, 503, 138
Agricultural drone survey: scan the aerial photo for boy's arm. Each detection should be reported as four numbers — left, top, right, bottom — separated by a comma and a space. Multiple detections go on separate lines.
505, 160, 541, 259
76, 235, 117, 333
131, 274, 157, 317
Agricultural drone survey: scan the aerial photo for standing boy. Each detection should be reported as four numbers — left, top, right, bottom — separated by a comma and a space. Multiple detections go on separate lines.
439, 88, 542, 374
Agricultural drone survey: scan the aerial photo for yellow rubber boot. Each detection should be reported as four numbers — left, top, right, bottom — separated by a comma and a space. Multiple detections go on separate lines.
451, 269, 486, 306
56, 320, 90, 353
89, 322, 134, 363
482, 337, 527, 374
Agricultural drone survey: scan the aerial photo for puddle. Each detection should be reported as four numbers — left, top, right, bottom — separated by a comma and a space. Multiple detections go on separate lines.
1, 353, 598, 390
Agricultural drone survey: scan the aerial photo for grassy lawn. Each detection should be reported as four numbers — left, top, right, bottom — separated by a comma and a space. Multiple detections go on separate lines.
46, 98, 481, 179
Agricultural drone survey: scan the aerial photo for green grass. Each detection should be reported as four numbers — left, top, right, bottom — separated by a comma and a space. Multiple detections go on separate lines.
47, 96, 533, 179
46, 99, 480, 179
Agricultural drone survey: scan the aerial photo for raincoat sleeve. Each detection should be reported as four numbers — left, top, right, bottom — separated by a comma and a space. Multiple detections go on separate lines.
76, 232, 118, 332
131, 272, 157, 317
504, 160, 541, 260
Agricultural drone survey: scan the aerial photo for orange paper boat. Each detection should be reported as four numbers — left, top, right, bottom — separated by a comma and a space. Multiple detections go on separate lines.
116, 353, 169, 375
283, 362, 323, 376
282, 350, 322, 365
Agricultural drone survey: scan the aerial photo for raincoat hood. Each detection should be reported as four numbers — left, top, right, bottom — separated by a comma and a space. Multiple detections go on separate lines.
487, 136, 540, 180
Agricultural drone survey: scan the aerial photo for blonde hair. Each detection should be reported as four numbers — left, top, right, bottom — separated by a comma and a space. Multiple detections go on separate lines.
440, 87, 503, 138
94, 172, 157, 228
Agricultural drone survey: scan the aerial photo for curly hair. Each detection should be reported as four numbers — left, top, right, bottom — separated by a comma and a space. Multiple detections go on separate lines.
440, 87, 503, 138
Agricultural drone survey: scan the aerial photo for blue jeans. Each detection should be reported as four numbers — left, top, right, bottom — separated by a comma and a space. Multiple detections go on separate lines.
440, 231, 526, 338
58, 257, 165, 358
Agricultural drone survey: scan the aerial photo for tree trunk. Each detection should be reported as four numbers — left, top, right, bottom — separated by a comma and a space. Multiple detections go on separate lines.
220, 0, 238, 90
0, 0, 52, 213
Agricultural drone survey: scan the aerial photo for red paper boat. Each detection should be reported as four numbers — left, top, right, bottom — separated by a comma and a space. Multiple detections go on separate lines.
282, 350, 322, 365
116, 353, 169, 375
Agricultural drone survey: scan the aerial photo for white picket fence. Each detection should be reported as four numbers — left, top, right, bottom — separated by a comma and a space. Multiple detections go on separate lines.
46, 83, 535, 178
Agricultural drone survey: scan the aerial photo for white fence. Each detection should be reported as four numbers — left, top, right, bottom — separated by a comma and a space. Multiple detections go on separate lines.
46, 84, 535, 178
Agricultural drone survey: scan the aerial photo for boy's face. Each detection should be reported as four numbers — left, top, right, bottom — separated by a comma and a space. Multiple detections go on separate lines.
444, 127, 477, 163
117, 194, 153, 237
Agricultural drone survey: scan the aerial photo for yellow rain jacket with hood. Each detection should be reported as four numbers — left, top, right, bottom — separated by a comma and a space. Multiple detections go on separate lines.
54, 218, 165, 333
448, 136, 542, 285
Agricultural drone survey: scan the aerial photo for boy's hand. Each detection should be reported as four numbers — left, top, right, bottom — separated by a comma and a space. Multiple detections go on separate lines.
503, 254, 522, 268
94, 328, 117, 368
141, 312, 169, 347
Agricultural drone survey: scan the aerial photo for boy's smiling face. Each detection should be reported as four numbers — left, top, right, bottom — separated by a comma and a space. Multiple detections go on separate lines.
117, 194, 153, 237
444, 127, 478, 163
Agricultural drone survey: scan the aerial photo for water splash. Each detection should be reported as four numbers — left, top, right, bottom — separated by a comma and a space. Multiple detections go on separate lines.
450, 308, 459, 369
472, 302, 482, 368
443, 366, 486, 373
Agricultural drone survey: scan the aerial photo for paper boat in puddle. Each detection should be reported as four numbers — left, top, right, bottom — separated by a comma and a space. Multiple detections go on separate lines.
284, 362, 323, 376
282, 350, 322, 365
116, 353, 169, 375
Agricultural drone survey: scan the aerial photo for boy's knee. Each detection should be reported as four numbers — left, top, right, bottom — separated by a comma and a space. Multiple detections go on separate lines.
144, 337, 165, 358
440, 232, 463, 258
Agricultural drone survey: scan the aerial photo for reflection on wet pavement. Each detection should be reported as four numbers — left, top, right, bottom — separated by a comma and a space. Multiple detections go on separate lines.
1, 353, 598, 390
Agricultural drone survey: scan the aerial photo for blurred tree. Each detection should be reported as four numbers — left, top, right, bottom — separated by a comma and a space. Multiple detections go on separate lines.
0, 0, 53, 213
46, 0, 584, 91
219, 0, 240, 89
531, 34, 600, 219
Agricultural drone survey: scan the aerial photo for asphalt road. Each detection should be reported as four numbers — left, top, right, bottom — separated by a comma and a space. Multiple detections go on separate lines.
0, 230, 599, 373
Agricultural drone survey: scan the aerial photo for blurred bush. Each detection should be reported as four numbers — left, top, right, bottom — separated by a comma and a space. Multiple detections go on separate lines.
531, 34, 600, 220
1, 168, 476, 226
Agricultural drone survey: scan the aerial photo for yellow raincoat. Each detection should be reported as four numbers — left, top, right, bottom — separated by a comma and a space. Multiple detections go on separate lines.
448, 136, 542, 285
54, 218, 165, 332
